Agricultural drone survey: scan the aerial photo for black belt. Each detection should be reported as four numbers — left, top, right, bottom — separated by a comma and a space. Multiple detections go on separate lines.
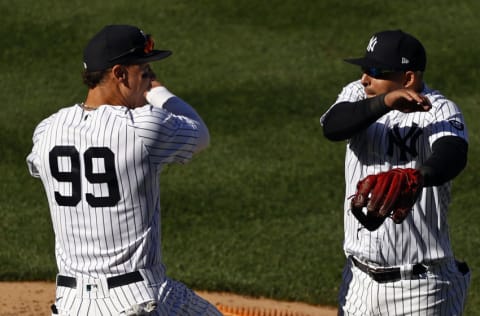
57, 271, 144, 289
351, 256, 427, 283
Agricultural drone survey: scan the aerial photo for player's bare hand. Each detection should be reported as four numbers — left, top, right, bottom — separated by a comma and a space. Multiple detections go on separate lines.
384, 89, 432, 113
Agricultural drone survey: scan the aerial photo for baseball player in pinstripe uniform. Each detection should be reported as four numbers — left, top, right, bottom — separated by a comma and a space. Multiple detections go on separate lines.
26, 24, 222, 316
320, 30, 470, 315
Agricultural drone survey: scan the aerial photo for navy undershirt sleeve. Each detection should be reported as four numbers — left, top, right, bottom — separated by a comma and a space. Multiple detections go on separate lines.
322, 94, 390, 141
420, 136, 468, 186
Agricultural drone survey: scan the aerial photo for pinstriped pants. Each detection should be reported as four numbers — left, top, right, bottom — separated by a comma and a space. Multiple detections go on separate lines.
51, 266, 222, 316
52, 278, 222, 316
338, 257, 470, 316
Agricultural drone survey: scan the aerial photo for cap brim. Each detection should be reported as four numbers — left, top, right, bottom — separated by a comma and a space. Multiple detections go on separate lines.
344, 57, 392, 69
133, 49, 172, 64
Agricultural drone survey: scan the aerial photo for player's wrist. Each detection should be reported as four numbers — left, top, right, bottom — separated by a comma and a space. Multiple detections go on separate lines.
146, 86, 175, 107
369, 94, 391, 115
378, 93, 393, 110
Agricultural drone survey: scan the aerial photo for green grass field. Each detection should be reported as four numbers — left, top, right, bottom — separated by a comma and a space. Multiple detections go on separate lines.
2, 0, 480, 313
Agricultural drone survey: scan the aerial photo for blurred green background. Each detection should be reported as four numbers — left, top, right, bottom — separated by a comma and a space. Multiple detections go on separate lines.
1, 0, 479, 313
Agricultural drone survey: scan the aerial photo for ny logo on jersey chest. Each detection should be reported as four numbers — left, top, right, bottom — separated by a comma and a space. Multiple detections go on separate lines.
387, 123, 423, 161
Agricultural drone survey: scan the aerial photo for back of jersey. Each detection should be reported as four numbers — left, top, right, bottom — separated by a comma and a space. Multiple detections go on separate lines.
27, 104, 199, 277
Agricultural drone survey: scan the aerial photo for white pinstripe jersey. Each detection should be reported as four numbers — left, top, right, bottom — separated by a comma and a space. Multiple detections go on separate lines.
27, 96, 200, 277
323, 80, 469, 266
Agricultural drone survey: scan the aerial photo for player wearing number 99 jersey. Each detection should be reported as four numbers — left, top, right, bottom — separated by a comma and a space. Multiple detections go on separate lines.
28, 92, 200, 274
26, 24, 222, 316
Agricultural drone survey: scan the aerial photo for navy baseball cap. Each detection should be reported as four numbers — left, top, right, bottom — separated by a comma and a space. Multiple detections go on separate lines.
344, 30, 426, 71
83, 25, 172, 72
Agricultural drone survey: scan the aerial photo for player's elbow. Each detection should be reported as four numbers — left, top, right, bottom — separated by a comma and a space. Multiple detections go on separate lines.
322, 123, 348, 141
320, 112, 349, 141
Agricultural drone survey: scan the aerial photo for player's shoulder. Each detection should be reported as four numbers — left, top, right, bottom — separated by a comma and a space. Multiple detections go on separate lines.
129, 104, 172, 122
31, 104, 81, 140
36, 103, 78, 124
336, 80, 366, 103
343, 79, 364, 92
423, 84, 461, 111
423, 84, 445, 102
43, 103, 83, 120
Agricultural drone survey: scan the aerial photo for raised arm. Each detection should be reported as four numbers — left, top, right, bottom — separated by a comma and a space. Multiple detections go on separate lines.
146, 80, 210, 152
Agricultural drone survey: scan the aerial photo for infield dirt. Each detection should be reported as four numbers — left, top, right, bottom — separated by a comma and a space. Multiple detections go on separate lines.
0, 282, 337, 316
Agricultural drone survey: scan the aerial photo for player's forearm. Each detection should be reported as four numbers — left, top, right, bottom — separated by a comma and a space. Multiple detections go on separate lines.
321, 95, 390, 141
146, 86, 210, 152
419, 136, 468, 186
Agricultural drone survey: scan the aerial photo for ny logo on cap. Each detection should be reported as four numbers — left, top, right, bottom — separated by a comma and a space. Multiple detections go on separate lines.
366, 36, 378, 52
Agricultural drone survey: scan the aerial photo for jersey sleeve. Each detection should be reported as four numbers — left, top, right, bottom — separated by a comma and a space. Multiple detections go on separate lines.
26, 115, 54, 178
426, 94, 469, 145
131, 105, 200, 165
320, 80, 365, 125
334, 80, 366, 103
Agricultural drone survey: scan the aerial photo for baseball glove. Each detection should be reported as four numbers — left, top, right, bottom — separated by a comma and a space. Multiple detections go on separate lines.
350, 168, 423, 231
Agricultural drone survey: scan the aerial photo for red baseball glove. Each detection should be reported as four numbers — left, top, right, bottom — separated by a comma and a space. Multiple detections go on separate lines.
350, 168, 423, 231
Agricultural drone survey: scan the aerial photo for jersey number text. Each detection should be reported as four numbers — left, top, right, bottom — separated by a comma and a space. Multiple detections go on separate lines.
49, 146, 121, 207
